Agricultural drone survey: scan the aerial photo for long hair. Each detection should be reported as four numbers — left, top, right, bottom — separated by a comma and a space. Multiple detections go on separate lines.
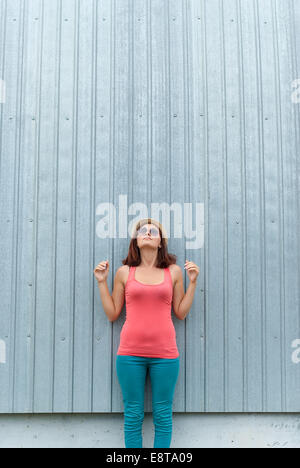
122, 218, 177, 268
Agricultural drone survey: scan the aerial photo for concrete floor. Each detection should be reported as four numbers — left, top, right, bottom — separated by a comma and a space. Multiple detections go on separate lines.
0, 413, 300, 448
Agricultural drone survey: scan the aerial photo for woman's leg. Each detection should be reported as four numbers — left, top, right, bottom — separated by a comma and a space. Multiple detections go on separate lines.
116, 355, 148, 448
148, 357, 180, 448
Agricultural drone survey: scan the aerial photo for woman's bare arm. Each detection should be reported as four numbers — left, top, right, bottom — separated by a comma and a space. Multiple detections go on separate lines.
95, 263, 126, 322
172, 264, 198, 320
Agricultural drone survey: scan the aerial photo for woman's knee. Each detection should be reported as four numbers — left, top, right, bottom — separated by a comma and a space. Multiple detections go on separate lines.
152, 400, 173, 429
124, 401, 144, 427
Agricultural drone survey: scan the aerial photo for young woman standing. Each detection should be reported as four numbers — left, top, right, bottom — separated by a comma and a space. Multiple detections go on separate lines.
94, 217, 199, 448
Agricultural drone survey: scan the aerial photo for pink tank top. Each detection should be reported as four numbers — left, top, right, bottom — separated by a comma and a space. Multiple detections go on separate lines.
117, 266, 180, 358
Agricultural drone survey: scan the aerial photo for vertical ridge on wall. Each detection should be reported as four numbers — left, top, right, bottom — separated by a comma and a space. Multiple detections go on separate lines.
204, 0, 225, 412
34, 0, 61, 412
167, 0, 186, 412
89, 0, 97, 412
111, 0, 133, 412
184, 0, 204, 413
0, 0, 23, 412
257, 0, 282, 412
272, 0, 286, 412
0, 0, 7, 411
93, 0, 113, 413
202, 0, 209, 413
236, 0, 248, 412
222, 0, 245, 412
55, 0, 78, 413
73, 0, 94, 412
286, 0, 300, 410
109, 0, 116, 414
12, 0, 34, 413
254, 0, 267, 411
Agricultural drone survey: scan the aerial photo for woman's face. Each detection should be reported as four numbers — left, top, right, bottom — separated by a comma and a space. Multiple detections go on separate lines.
136, 223, 161, 251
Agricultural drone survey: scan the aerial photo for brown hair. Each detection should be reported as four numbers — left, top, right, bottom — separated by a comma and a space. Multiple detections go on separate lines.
122, 218, 177, 268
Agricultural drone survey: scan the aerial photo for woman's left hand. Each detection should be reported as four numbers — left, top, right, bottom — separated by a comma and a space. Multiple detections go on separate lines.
184, 260, 199, 283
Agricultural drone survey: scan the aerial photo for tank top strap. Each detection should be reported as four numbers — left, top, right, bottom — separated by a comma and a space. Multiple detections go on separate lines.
128, 265, 136, 282
165, 266, 173, 287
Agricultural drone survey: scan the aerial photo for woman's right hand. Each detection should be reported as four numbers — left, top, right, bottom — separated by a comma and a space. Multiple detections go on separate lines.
94, 260, 109, 283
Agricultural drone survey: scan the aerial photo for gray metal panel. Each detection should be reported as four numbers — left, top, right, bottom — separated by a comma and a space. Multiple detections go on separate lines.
0, 0, 299, 413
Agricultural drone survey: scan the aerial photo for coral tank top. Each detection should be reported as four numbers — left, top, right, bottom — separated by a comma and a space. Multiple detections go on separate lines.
117, 266, 180, 358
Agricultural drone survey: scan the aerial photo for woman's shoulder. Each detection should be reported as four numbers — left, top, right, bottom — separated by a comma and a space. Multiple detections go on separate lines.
168, 263, 182, 285
116, 265, 131, 287
168, 263, 182, 273
118, 264, 130, 272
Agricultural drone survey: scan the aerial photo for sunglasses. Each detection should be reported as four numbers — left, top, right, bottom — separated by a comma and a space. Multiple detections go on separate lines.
137, 226, 160, 237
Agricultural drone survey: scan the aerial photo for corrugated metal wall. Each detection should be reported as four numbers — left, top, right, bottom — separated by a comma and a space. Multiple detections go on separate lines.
0, 0, 300, 413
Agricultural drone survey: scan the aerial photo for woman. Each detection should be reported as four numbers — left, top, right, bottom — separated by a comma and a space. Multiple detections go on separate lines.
93, 217, 199, 448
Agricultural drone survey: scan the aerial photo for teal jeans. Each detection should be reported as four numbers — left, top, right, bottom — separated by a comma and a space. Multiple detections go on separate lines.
116, 354, 180, 448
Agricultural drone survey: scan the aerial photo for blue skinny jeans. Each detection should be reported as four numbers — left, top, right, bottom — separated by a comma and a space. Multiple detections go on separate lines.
116, 354, 180, 448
